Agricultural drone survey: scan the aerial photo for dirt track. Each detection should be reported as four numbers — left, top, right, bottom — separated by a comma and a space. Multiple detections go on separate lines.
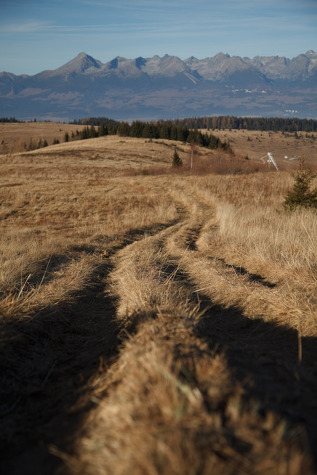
2, 176, 316, 474
1, 118, 317, 475
98, 181, 316, 474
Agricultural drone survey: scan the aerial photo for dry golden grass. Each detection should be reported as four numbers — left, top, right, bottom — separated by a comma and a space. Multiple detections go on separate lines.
1, 126, 317, 474
66, 311, 311, 475
0, 122, 87, 154
204, 128, 317, 167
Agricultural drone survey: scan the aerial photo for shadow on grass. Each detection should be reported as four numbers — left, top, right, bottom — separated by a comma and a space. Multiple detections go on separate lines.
135, 254, 316, 465
0, 258, 120, 475
0, 219, 186, 474
210, 256, 277, 288
196, 295, 317, 469
2, 209, 316, 472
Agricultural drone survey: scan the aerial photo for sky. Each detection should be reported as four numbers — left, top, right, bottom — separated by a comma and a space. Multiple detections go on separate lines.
0, 0, 316, 75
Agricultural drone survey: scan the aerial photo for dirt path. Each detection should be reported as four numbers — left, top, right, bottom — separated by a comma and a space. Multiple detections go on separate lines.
162, 185, 317, 463
60, 182, 316, 474
1, 179, 317, 474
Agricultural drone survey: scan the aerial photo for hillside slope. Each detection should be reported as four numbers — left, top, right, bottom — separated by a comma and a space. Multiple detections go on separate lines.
1, 135, 317, 474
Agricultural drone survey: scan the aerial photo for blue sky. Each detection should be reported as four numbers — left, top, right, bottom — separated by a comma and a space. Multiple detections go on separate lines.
1, 0, 316, 75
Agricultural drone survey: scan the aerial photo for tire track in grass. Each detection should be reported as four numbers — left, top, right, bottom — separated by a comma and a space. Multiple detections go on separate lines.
4, 178, 316, 474
0, 207, 188, 475
162, 183, 317, 470
64, 183, 314, 474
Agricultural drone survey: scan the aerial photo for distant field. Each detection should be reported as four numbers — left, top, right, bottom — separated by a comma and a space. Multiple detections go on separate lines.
206, 128, 317, 167
0, 122, 86, 154
1, 121, 316, 168
1, 125, 317, 474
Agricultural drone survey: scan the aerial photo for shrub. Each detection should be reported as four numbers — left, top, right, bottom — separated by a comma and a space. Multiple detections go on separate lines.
172, 150, 183, 167
283, 168, 317, 210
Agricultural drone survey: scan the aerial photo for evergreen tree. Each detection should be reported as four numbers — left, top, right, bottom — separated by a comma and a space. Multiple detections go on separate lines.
98, 123, 107, 136
130, 121, 143, 138
81, 127, 90, 139
117, 122, 130, 136
284, 167, 317, 210
89, 125, 97, 138
172, 149, 183, 167
107, 123, 118, 135
177, 127, 188, 143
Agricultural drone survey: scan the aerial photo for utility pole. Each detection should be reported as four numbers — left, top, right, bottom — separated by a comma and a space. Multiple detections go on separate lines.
190, 142, 196, 171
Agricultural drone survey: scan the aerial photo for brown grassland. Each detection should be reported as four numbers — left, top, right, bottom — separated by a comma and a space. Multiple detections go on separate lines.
0, 122, 87, 154
0, 123, 317, 474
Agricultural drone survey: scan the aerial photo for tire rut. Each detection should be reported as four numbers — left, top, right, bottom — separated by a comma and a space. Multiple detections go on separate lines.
65, 186, 314, 474
0, 206, 187, 475
104, 182, 317, 471
158, 186, 317, 470
3, 181, 316, 474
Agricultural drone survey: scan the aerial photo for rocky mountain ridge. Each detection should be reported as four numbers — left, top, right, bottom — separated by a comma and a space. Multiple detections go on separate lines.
1, 51, 316, 120
30, 50, 317, 81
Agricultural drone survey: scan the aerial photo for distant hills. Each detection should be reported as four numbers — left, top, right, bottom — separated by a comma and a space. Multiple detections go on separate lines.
1, 51, 316, 120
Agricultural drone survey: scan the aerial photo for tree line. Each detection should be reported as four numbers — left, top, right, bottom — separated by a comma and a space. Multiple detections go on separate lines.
167, 116, 317, 132
0, 117, 22, 123
71, 117, 118, 127
74, 119, 232, 152
2, 116, 317, 132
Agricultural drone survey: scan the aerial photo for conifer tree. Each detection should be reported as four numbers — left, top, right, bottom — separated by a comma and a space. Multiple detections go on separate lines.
284, 167, 317, 210
172, 149, 182, 167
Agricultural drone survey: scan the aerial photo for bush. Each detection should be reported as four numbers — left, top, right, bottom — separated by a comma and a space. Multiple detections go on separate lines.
172, 150, 183, 167
283, 168, 317, 210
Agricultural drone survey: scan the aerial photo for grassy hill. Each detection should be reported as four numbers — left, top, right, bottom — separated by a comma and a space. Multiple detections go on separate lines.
1, 126, 317, 474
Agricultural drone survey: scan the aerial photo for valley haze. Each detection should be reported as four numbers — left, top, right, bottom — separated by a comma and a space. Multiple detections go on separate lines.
0, 51, 316, 121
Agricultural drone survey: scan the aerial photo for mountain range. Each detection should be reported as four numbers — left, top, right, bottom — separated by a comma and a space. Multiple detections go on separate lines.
1, 51, 316, 120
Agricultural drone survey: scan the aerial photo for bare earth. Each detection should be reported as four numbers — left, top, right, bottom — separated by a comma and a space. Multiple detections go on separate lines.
0, 123, 317, 475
